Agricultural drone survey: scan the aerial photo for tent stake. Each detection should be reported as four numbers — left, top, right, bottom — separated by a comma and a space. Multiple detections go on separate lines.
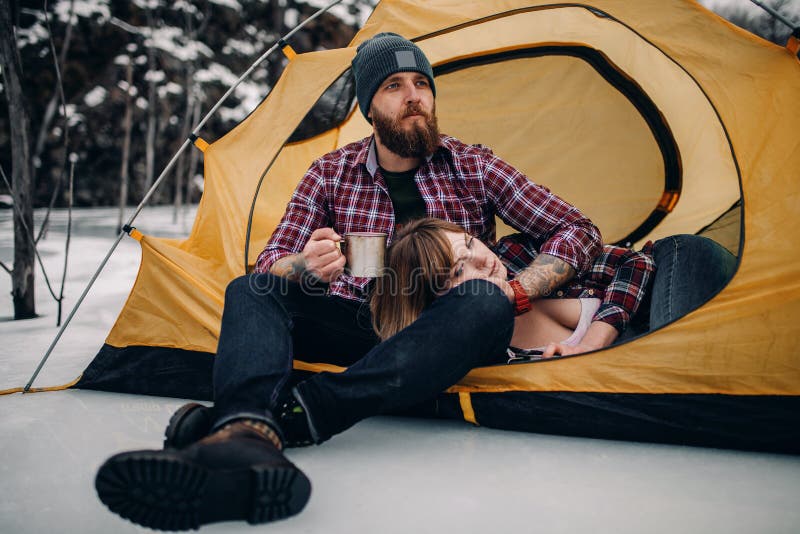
24, 0, 346, 393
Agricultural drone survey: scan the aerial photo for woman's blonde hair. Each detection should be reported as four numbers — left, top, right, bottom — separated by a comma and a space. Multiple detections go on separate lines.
370, 218, 466, 340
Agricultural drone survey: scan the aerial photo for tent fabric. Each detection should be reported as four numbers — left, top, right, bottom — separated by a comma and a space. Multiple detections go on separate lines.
427, 391, 800, 454
76, 0, 800, 451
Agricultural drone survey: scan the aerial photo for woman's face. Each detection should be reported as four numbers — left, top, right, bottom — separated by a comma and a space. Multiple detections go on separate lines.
444, 231, 507, 287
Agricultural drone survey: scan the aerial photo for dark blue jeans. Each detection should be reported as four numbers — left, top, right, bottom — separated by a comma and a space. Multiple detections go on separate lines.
213, 274, 514, 441
622, 234, 737, 339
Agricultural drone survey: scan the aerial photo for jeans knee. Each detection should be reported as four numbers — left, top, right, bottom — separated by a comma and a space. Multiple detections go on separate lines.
226, 272, 287, 300
453, 279, 514, 323
443, 279, 514, 353
650, 234, 737, 328
224, 275, 252, 303
653, 234, 736, 289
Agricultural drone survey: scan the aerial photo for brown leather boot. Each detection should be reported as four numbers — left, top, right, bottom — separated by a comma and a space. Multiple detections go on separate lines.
95, 419, 311, 531
163, 402, 214, 449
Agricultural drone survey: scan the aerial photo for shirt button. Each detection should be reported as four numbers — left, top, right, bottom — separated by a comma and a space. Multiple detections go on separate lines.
556, 290, 564, 297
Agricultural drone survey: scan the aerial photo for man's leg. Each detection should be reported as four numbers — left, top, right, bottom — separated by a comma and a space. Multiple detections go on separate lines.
95, 273, 377, 530
295, 279, 515, 442
211, 272, 379, 430
649, 234, 737, 329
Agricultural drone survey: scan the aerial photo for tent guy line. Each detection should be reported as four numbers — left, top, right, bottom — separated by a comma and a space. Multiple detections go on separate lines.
22, 0, 348, 394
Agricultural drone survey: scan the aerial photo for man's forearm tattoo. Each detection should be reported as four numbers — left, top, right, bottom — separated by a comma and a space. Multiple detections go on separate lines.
269, 254, 307, 281
515, 254, 576, 300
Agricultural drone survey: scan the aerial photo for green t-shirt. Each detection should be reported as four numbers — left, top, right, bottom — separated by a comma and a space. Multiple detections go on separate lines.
380, 167, 427, 226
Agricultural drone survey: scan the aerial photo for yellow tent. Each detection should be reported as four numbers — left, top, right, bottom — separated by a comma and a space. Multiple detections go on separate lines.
76, 0, 800, 452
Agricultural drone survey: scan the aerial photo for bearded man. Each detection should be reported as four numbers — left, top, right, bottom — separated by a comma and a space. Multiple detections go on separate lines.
95, 33, 603, 530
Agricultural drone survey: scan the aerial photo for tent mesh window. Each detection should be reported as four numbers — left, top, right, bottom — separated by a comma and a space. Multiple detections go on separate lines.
287, 70, 355, 143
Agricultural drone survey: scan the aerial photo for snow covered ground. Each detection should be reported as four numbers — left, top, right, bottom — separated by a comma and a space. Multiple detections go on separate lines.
1, 206, 800, 533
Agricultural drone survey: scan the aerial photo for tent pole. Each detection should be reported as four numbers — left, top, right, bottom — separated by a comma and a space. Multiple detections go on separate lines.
23, 138, 191, 394
748, 0, 799, 32
23, 0, 346, 393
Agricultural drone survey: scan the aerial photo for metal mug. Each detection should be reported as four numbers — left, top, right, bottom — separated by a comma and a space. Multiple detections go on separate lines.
341, 232, 387, 278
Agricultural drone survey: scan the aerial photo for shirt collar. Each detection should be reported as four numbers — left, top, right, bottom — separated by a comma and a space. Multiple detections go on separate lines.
362, 136, 438, 178
366, 137, 379, 177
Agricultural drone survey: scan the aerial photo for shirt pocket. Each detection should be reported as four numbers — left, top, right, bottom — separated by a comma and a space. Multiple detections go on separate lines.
330, 183, 393, 235
438, 184, 488, 236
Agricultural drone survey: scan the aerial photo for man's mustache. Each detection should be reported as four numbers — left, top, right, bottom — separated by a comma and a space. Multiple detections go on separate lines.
402, 105, 429, 119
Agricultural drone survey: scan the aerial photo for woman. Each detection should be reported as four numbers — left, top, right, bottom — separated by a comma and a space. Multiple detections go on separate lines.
370, 218, 654, 359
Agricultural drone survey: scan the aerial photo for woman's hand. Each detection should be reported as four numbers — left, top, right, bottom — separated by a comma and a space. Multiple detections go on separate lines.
540, 321, 620, 358
541, 341, 591, 358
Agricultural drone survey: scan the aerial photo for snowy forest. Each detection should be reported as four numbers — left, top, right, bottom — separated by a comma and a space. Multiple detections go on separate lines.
1, 0, 375, 211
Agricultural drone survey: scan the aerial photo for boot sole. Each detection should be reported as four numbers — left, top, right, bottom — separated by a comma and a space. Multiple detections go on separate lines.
95, 450, 311, 530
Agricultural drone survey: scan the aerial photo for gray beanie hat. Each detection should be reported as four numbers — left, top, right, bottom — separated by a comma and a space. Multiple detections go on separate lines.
351, 32, 436, 121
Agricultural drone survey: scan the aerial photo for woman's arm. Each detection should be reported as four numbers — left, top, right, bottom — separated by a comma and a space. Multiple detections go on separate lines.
539, 246, 655, 357
540, 321, 619, 358
588, 245, 656, 334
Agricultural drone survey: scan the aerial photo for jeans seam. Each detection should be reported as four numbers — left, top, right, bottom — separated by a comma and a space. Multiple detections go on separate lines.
665, 237, 679, 323
264, 288, 294, 409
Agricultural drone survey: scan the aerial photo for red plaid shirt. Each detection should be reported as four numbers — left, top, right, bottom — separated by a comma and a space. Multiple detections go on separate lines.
256, 134, 602, 301
493, 234, 655, 332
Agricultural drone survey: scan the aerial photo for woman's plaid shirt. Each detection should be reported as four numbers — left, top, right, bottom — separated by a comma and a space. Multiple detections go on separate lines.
494, 234, 655, 332
256, 134, 603, 301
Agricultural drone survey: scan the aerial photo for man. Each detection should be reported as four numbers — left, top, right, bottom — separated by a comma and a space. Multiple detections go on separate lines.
95, 33, 603, 530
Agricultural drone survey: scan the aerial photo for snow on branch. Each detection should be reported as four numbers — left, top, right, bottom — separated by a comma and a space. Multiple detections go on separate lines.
146, 26, 214, 61
53, 0, 111, 24
83, 86, 107, 107
207, 0, 243, 12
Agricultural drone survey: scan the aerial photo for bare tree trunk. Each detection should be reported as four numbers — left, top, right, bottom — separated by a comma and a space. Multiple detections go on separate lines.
34, 0, 75, 245
118, 59, 134, 234
0, 0, 36, 319
186, 95, 202, 205
183, 2, 209, 212
144, 7, 157, 199
33, 0, 75, 170
173, 8, 195, 224
173, 65, 193, 223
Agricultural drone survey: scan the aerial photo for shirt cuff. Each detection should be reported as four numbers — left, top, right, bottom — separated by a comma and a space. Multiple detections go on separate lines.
538, 241, 589, 276
254, 248, 293, 274
592, 304, 630, 333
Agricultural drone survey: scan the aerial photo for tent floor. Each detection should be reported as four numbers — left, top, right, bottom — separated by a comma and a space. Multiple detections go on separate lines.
3, 388, 800, 533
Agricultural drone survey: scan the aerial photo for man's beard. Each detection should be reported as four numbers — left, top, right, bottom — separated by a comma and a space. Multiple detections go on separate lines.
371, 103, 440, 159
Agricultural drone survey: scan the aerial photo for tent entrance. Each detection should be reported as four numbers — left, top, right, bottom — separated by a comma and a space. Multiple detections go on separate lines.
434, 45, 681, 246
419, 4, 741, 246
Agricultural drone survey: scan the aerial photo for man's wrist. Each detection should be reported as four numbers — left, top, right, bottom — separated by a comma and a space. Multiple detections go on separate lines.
269, 253, 307, 281
515, 254, 576, 300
